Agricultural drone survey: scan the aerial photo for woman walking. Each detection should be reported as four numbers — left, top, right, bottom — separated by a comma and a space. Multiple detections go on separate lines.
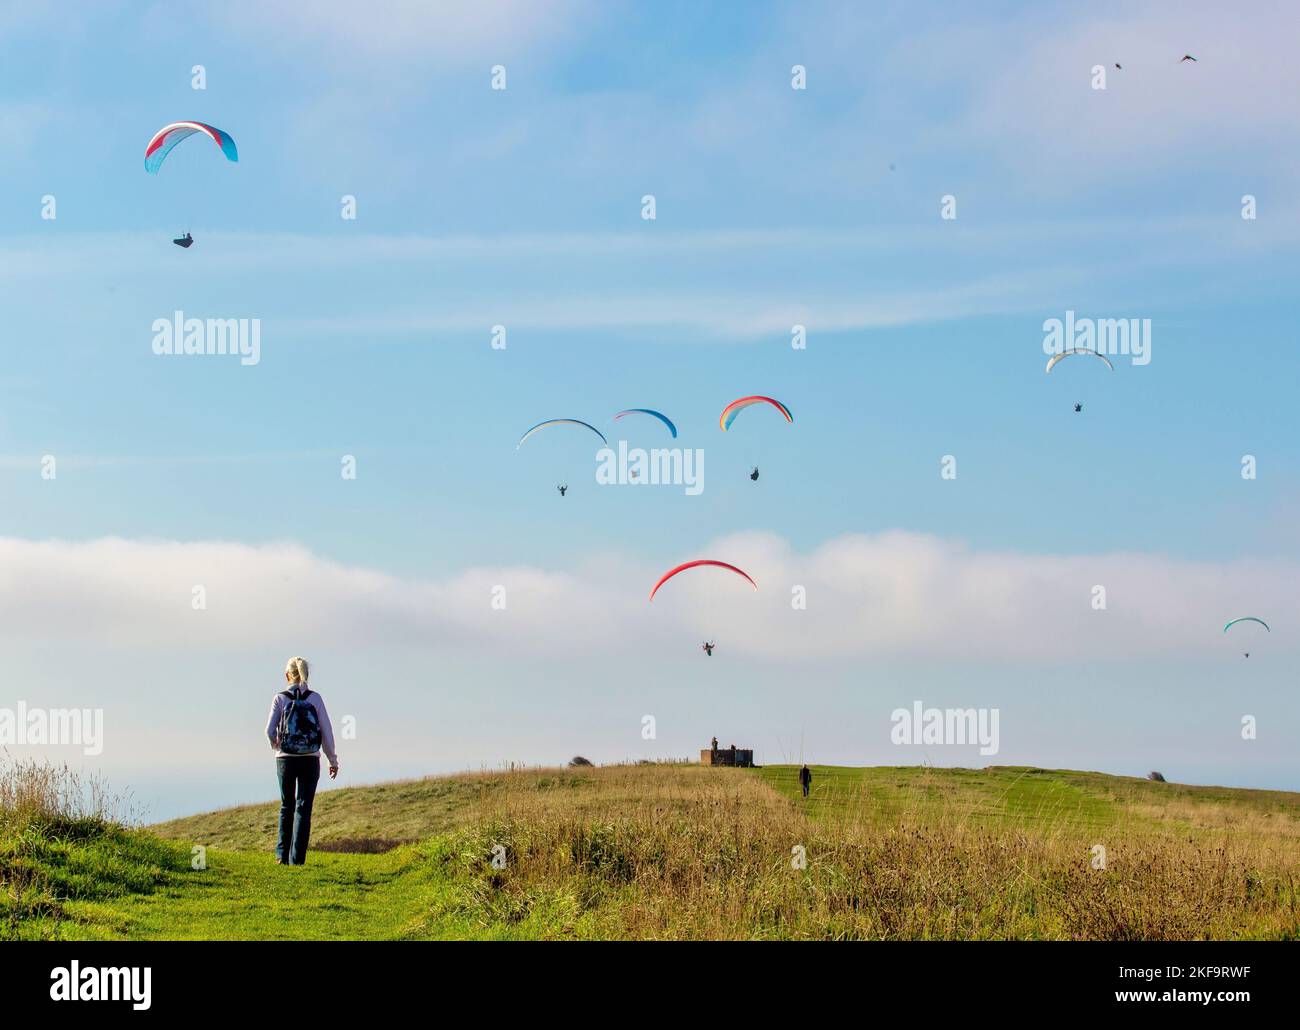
265, 657, 339, 865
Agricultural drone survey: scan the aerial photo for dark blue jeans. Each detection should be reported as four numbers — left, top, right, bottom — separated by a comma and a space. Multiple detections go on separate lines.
275, 755, 321, 865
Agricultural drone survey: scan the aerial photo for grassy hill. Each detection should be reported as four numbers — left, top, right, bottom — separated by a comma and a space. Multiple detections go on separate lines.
763, 764, 1300, 835
6, 762, 1300, 940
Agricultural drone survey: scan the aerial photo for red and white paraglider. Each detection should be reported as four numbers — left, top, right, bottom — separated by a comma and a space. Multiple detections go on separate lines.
144, 121, 239, 248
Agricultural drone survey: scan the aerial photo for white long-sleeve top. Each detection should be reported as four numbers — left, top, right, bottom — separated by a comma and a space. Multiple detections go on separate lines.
265, 687, 339, 767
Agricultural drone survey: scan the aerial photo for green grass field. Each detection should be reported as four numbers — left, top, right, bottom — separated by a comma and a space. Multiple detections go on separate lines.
761, 764, 1300, 836
6, 763, 1300, 940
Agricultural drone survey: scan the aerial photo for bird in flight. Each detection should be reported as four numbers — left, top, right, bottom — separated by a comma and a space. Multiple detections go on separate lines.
1180, 54, 1197, 62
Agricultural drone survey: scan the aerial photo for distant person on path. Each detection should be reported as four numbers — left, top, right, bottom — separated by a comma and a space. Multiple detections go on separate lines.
265, 656, 338, 865
799, 764, 812, 798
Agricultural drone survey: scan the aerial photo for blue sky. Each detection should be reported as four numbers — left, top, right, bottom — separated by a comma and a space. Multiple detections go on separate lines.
2, 1, 1299, 819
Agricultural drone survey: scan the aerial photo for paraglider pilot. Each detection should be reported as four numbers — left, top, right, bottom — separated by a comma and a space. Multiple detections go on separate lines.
799, 764, 812, 798
750, 467, 760, 481
702, 641, 715, 657
173, 232, 194, 249
557, 484, 567, 497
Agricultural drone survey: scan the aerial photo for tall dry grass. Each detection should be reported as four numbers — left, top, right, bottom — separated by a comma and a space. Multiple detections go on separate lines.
1, 759, 151, 939
0, 758, 135, 830
422, 764, 1300, 940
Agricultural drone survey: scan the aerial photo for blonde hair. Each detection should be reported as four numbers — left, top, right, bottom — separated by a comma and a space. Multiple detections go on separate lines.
284, 656, 310, 685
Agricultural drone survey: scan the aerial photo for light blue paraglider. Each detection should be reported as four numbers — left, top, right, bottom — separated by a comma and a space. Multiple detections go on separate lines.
612, 408, 678, 438
517, 419, 608, 450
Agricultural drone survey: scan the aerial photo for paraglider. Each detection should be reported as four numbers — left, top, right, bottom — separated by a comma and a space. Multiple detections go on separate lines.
1045, 349, 1116, 374
517, 419, 608, 450
649, 560, 757, 602
1224, 617, 1269, 658
613, 409, 678, 438
719, 395, 793, 432
145, 122, 237, 246
721, 397, 790, 480
1047, 350, 1112, 414
518, 421, 606, 494
144, 121, 239, 174
702, 641, 715, 657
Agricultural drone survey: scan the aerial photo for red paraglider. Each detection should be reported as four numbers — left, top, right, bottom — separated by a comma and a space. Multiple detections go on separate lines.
648, 560, 758, 602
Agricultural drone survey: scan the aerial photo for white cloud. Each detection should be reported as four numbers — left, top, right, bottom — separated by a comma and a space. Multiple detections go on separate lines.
763, 1, 1300, 196
280, 268, 1074, 337
0, 531, 1291, 660
9, 211, 1295, 273
7, 217, 1294, 340
907, 2, 1300, 187
205, 0, 592, 61
0, 450, 337, 471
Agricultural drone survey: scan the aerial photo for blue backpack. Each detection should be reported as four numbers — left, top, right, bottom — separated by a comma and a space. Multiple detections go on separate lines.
277, 688, 322, 755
